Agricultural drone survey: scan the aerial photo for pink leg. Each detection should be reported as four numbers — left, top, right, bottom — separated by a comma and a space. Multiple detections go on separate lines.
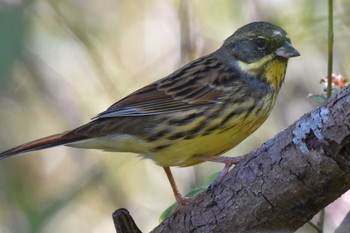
163, 166, 188, 205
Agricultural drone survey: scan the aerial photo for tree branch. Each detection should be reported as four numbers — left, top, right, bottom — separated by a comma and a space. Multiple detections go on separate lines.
149, 85, 350, 233
113, 208, 142, 233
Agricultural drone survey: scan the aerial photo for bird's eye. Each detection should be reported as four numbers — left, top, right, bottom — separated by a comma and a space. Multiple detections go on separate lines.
255, 37, 268, 50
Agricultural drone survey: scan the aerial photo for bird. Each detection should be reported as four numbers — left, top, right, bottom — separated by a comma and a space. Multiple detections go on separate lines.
0, 21, 299, 205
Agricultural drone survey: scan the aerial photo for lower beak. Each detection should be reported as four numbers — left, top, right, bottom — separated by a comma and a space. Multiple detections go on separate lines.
275, 42, 300, 58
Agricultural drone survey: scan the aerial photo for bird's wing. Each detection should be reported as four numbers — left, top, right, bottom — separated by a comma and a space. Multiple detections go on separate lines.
96, 55, 236, 118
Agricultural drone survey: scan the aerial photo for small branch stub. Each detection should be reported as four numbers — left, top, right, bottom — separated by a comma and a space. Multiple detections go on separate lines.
112, 208, 142, 233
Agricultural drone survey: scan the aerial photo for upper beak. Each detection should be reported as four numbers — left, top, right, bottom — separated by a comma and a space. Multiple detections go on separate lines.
275, 41, 300, 58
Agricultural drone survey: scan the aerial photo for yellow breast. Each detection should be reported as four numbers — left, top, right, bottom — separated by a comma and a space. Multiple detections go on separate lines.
149, 94, 275, 167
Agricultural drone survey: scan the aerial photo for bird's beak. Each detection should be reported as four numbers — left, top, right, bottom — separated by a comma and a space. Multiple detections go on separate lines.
275, 42, 300, 58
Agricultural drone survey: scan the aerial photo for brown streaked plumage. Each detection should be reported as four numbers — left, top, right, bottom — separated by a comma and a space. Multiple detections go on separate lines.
0, 22, 299, 204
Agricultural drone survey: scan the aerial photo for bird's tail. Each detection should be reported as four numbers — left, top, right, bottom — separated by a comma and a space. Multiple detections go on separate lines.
0, 132, 85, 159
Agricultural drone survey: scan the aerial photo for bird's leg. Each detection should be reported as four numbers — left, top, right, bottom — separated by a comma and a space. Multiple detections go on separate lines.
193, 155, 244, 188
163, 166, 188, 205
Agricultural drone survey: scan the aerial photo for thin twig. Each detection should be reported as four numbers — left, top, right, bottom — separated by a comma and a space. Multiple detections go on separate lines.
327, 0, 334, 98
317, 209, 325, 233
317, 1, 334, 232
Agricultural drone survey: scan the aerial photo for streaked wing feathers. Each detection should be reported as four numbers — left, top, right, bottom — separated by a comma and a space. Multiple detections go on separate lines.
96, 55, 231, 118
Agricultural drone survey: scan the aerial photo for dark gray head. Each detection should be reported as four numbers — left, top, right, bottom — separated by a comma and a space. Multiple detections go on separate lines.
223, 22, 299, 63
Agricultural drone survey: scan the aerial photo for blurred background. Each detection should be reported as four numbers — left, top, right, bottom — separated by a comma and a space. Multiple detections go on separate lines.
0, 0, 349, 232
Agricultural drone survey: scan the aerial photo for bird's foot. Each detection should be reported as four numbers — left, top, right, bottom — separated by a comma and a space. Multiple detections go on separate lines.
193, 155, 244, 188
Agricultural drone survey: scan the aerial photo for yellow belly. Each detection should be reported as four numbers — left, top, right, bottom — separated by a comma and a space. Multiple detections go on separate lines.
150, 126, 255, 167
148, 96, 274, 167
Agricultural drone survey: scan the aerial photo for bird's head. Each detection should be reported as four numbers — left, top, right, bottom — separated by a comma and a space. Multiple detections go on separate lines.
221, 21, 300, 90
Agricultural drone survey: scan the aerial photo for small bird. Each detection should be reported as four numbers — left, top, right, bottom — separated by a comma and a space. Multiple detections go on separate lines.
0, 22, 299, 205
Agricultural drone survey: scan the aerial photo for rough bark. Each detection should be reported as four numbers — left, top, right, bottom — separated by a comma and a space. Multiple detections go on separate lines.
148, 85, 350, 233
